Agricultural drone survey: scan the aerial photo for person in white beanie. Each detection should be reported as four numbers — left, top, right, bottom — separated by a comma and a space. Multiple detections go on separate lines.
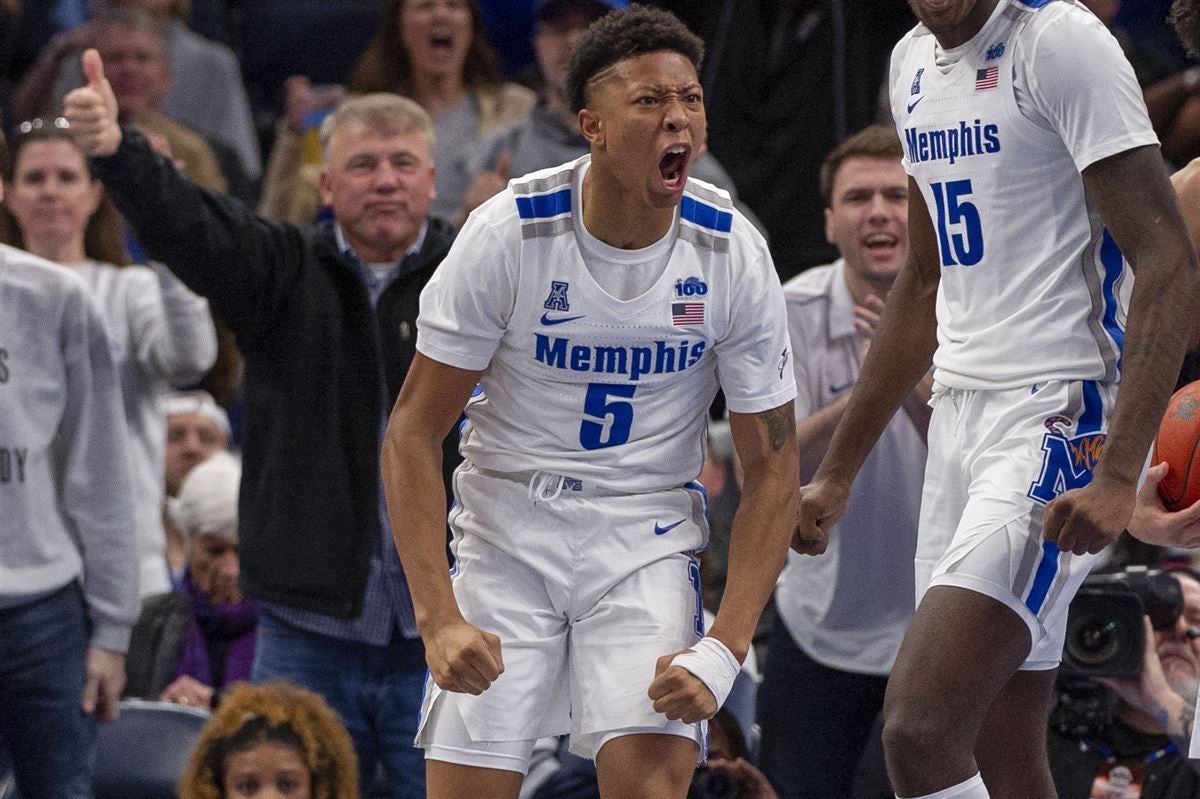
124, 451, 258, 710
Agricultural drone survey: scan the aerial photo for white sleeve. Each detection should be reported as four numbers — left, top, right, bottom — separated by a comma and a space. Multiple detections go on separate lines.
58, 286, 139, 651
1019, 9, 1158, 172
128, 264, 218, 386
712, 227, 797, 414
416, 210, 518, 371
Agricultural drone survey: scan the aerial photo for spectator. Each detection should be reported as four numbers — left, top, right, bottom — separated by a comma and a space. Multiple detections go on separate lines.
124, 451, 257, 710
1048, 570, 1200, 797
66, 59, 458, 797
260, 0, 534, 223
163, 389, 232, 581
93, 7, 228, 194
0, 125, 139, 798
758, 125, 927, 799
178, 681, 359, 799
0, 116, 217, 598
14, 0, 260, 189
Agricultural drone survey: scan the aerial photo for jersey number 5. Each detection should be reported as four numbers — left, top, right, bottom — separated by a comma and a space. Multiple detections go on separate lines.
580, 383, 636, 450
931, 179, 984, 267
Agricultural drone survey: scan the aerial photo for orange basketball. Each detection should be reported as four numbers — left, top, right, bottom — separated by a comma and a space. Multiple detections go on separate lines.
1154, 380, 1200, 511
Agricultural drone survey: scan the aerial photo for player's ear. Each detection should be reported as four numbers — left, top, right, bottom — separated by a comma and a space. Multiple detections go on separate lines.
579, 108, 604, 149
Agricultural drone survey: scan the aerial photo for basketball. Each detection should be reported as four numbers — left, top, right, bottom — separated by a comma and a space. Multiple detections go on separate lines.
1153, 381, 1200, 510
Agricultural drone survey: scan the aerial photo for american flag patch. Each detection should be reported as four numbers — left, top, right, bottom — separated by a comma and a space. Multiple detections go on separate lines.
975, 66, 999, 90
671, 302, 705, 326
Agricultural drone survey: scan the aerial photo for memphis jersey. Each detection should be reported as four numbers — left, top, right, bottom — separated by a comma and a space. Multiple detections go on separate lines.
890, 0, 1157, 389
416, 156, 795, 493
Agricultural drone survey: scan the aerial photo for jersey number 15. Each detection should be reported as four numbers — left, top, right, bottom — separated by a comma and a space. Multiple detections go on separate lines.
931, 179, 985, 267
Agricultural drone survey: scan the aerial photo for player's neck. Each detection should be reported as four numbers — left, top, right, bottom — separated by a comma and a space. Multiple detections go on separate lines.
580, 167, 675, 250
928, 0, 1000, 49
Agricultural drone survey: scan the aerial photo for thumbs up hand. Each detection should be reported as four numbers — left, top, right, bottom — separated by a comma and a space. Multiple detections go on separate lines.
63, 48, 122, 157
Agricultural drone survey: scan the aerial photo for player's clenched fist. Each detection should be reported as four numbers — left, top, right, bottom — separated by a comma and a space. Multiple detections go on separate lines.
793, 477, 847, 556
425, 619, 505, 696
1043, 475, 1134, 556
62, 48, 122, 158
648, 653, 718, 724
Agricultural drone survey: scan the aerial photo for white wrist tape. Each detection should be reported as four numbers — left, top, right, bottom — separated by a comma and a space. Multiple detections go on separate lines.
669, 636, 740, 709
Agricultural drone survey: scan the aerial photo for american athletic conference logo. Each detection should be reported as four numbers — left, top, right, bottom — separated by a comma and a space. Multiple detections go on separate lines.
544, 281, 570, 311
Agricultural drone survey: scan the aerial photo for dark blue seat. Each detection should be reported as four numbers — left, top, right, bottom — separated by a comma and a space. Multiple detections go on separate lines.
93, 699, 211, 799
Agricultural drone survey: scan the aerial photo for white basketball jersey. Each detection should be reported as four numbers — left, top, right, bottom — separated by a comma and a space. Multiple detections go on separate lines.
890, 0, 1157, 389
417, 157, 795, 493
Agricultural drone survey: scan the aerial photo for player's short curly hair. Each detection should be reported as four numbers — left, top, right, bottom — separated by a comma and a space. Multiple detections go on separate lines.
566, 4, 704, 113
1171, 0, 1200, 57
177, 682, 359, 799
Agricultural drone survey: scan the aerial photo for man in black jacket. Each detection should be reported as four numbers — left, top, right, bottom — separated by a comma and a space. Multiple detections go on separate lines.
64, 50, 456, 799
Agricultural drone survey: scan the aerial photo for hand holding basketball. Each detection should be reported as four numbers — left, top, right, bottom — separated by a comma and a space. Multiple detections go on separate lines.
1152, 380, 1200, 511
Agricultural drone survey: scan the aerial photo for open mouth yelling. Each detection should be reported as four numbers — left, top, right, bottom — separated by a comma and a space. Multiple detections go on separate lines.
658, 144, 690, 192
863, 232, 900, 256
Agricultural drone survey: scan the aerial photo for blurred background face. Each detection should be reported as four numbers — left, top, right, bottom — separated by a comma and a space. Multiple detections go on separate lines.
4, 138, 100, 252
400, 0, 473, 80
1157, 574, 1200, 697
824, 156, 909, 283
319, 121, 436, 258
190, 532, 242, 604
96, 24, 171, 115
165, 412, 229, 495
534, 5, 605, 103
1080, 0, 1119, 26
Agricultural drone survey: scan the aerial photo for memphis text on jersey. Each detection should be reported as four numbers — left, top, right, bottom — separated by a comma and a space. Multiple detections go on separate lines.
535, 333, 706, 382
904, 119, 1001, 165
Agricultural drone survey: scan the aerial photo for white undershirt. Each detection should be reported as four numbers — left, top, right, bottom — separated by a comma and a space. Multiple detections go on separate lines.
572, 160, 676, 302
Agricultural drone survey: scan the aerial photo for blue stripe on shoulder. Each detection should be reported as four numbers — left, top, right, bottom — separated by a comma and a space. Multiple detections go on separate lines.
515, 188, 571, 220
1014, 0, 1052, 7
680, 196, 733, 233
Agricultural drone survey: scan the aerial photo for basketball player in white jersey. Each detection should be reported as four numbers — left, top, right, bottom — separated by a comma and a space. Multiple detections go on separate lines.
380, 7, 800, 798
796, 1, 1200, 798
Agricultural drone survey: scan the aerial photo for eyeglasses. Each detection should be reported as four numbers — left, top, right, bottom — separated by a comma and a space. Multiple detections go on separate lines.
14, 117, 69, 137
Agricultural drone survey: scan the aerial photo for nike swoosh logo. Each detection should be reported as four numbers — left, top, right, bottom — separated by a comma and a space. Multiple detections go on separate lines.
654, 519, 686, 536
830, 381, 854, 394
907, 96, 924, 113
540, 312, 585, 326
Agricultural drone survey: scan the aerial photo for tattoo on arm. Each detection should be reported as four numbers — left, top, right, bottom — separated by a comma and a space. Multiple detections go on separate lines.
762, 404, 796, 451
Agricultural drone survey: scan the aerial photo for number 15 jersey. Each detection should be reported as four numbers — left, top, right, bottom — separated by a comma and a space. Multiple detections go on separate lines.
890, 0, 1158, 390
416, 156, 795, 494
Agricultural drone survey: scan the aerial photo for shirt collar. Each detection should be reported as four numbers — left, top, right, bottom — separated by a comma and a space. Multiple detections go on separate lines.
334, 220, 429, 267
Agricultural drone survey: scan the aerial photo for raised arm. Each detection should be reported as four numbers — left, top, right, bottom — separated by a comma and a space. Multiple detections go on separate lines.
795, 177, 941, 551
62, 49, 293, 337
1045, 145, 1200, 554
380, 352, 503, 695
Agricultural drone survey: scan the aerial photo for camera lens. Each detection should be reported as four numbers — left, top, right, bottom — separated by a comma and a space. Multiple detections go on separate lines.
1066, 615, 1120, 665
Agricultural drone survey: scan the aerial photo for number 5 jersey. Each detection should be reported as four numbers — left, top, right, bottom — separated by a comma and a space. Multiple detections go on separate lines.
416, 156, 795, 494
889, 0, 1158, 391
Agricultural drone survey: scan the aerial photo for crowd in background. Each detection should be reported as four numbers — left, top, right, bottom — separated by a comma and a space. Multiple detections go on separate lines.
2, 0, 1200, 798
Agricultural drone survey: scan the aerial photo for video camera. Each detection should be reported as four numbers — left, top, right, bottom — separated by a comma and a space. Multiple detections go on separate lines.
689, 765, 740, 799
1061, 566, 1183, 678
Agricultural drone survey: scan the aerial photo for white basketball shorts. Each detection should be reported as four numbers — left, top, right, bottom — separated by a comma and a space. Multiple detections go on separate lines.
918, 379, 1115, 670
416, 463, 710, 772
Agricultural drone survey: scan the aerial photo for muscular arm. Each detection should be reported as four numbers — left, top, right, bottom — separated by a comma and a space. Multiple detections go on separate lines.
381, 353, 503, 694
795, 179, 940, 544
707, 403, 799, 662
1048, 145, 1200, 553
